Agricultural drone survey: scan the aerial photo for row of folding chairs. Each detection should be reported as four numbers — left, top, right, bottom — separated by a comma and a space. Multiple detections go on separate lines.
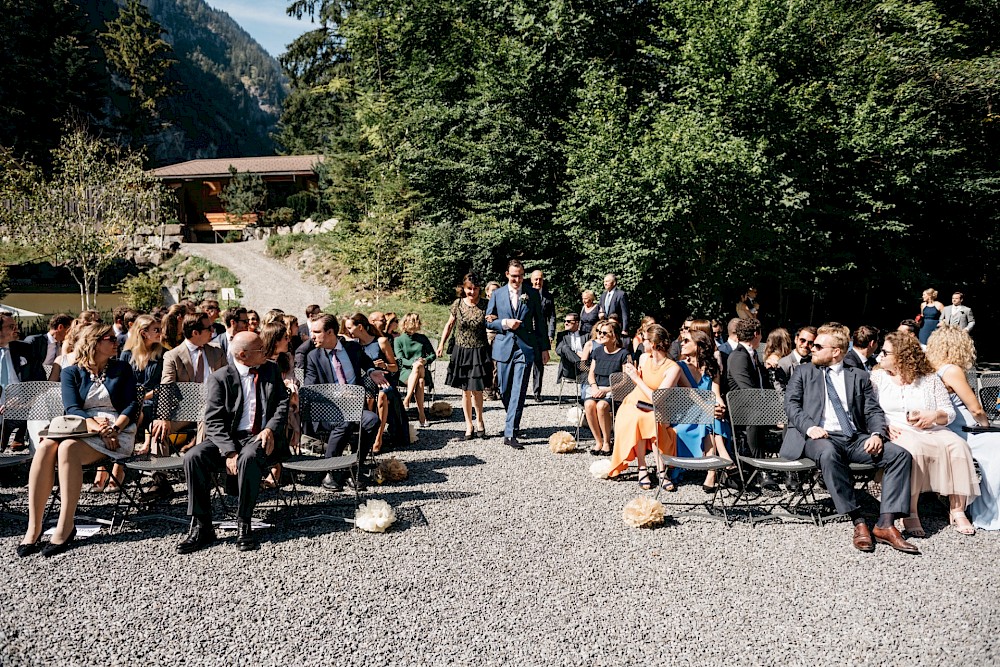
0, 381, 369, 532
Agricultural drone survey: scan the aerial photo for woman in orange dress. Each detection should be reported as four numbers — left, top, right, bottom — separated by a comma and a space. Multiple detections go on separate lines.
608, 324, 682, 491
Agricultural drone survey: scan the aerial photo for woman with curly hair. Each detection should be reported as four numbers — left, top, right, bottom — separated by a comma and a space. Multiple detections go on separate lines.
871, 331, 979, 536
927, 325, 998, 530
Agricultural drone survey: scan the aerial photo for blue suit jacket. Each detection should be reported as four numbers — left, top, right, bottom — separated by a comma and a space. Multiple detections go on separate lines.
61, 361, 139, 425
486, 284, 548, 364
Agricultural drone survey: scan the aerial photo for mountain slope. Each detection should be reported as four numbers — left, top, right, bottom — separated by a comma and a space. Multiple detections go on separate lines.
74, 0, 288, 165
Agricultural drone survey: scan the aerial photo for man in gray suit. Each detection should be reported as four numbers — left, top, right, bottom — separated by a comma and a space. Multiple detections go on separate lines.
942, 292, 975, 332
776, 325, 817, 387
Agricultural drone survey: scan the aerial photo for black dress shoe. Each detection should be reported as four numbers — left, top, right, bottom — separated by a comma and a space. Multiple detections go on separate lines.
504, 437, 524, 450
41, 528, 77, 558
321, 473, 344, 492
345, 473, 369, 492
176, 519, 216, 555
16, 541, 41, 558
759, 472, 781, 491
534, 392, 543, 402
236, 520, 257, 552
477, 429, 487, 439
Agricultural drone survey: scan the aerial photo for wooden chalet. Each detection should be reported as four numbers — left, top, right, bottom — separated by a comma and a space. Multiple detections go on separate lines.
151, 155, 323, 240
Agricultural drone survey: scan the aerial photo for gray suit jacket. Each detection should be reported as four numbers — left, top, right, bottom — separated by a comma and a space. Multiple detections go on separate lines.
942, 305, 975, 331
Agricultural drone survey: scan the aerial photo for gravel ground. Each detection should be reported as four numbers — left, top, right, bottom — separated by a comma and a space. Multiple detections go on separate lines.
180, 240, 330, 317
1, 368, 998, 666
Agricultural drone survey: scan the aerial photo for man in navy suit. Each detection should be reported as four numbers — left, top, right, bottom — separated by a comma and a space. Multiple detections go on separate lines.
305, 313, 389, 490
597, 273, 629, 335
486, 260, 548, 449
781, 326, 917, 554
24, 313, 72, 381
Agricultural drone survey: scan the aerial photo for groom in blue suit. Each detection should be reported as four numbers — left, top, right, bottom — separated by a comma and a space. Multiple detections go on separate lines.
486, 259, 549, 449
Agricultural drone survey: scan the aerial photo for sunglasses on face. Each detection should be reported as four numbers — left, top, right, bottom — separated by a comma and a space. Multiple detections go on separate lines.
797, 338, 814, 346
812, 343, 827, 351
148, 327, 162, 333
680, 337, 692, 344
98, 335, 116, 342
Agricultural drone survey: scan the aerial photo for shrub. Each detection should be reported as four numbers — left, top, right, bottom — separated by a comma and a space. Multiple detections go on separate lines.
117, 272, 162, 312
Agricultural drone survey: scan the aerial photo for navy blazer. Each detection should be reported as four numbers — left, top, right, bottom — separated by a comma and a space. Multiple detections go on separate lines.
303, 340, 374, 387
22, 335, 50, 381
61, 361, 139, 425
485, 284, 548, 364
597, 288, 629, 333
780, 363, 887, 460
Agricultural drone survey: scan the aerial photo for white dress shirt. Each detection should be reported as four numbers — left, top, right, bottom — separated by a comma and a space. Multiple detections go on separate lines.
234, 361, 257, 433
44, 332, 59, 365
0, 347, 18, 388
821, 362, 856, 434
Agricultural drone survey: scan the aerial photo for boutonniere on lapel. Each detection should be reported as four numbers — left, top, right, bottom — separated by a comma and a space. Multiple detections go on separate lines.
519, 293, 529, 305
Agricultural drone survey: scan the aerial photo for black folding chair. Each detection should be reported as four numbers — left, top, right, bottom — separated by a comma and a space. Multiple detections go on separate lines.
651, 387, 735, 525
0, 382, 62, 517
725, 389, 821, 525
285, 384, 366, 524
112, 382, 207, 530
572, 359, 591, 443
980, 385, 1000, 422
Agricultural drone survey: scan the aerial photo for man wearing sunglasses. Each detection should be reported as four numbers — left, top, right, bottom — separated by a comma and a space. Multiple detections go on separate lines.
777, 325, 817, 385
555, 314, 584, 385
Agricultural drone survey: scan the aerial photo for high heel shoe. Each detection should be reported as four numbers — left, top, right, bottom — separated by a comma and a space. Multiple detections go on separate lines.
41, 527, 77, 557
637, 469, 653, 490
950, 510, 976, 536
901, 517, 926, 538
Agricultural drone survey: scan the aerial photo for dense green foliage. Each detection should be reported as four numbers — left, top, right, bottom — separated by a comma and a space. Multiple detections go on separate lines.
278, 0, 1000, 326
0, 0, 286, 168
219, 166, 268, 222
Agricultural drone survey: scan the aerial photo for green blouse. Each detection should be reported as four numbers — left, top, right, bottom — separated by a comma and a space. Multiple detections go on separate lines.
393, 332, 437, 383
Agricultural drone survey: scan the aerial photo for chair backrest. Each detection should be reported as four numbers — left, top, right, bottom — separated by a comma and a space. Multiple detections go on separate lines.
299, 383, 366, 424
294, 368, 305, 384
979, 385, 1000, 422
153, 382, 207, 421
726, 388, 787, 427
966, 368, 979, 392
1, 381, 63, 421
979, 372, 1000, 390
652, 387, 716, 426
609, 371, 634, 403
42, 364, 53, 378
575, 358, 591, 384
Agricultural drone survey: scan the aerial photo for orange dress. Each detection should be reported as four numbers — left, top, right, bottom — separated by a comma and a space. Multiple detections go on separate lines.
608, 356, 678, 477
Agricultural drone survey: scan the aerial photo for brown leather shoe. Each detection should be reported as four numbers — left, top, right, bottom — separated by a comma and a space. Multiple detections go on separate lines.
872, 525, 920, 554
852, 523, 875, 552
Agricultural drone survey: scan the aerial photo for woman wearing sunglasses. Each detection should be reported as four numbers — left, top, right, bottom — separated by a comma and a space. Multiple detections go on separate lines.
18, 324, 139, 557
583, 320, 629, 456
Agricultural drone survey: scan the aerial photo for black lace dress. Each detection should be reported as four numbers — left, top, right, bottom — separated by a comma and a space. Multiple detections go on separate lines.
445, 298, 493, 391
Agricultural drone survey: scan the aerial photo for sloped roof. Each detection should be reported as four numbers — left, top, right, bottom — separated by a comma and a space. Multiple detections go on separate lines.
151, 155, 324, 179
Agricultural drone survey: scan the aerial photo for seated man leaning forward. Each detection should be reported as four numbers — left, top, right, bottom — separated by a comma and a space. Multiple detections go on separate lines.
176, 332, 289, 554
781, 325, 919, 555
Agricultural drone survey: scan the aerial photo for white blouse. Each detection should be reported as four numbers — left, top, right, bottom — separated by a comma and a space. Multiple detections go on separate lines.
870, 369, 955, 431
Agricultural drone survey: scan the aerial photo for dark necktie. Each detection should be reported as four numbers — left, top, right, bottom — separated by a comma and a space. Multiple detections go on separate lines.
750, 349, 763, 386
249, 367, 262, 434
824, 367, 855, 437
329, 350, 348, 384
195, 348, 205, 382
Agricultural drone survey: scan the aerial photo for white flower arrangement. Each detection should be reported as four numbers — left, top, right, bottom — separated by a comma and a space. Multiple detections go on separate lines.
519, 293, 529, 304
355, 499, 397, 533
548, 430, 577, 453
408, 423, 418, 444
622, 496, 666, 529
428, 401, 453, 418
565, 406, 584, 426
589, 459, 615, 479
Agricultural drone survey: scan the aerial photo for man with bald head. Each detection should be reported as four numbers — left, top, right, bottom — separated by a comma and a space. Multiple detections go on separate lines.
529, 269, 556, 401
598, 273, 629, 335
177, 332, 289, 554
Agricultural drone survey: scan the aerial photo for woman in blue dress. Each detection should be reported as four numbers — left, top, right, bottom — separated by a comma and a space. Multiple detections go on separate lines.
927, 325, 997, 531
917, 288, 944, 345
674, 329, 731, 492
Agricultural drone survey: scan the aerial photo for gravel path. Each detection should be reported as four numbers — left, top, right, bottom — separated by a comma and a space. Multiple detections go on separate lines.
1, 369, 998, 666
180, 240, 330, 316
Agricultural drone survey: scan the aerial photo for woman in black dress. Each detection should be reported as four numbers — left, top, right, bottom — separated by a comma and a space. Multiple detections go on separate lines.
579, 289, 600, 337
437, 273, 492, 439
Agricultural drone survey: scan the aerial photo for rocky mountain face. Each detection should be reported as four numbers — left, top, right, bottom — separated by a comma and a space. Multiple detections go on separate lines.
73, 0, 288, 165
